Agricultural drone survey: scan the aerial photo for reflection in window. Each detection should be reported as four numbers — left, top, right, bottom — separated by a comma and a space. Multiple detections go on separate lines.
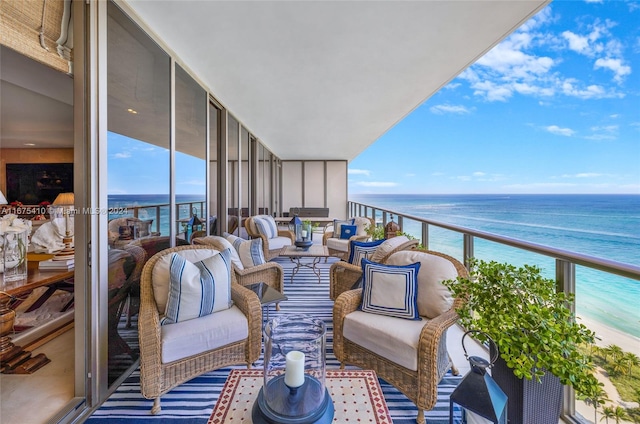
175, 65, 206, 242
106, 0, 170, 386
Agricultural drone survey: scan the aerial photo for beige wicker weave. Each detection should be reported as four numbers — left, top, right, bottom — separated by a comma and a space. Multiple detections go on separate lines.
139, 245, 262, 414
332, 249, 468, 424
193, 235, 285, 309
322, 216, 375, 259
329, 237, 419, 300
245, 215, 295, 260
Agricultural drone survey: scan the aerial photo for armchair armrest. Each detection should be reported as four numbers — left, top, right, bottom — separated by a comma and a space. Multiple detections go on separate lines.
329, 261, 362, 300
277, 229, 295, 242
234, 262, 284, 293
231, 283, 262, 364
139, 278, 163, 399
322, 231, 335, 245
332, 288, 363, 363
416, 305, 461, 396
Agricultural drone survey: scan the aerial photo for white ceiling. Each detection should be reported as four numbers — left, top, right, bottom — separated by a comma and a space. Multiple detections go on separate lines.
1, 1, 550, 159
0, 46, 74, 149
123, 0, 549, 161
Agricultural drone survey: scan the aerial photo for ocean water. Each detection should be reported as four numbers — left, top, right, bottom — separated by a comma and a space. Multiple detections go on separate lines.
351, 194, 640, 338
108, 194, 206, 236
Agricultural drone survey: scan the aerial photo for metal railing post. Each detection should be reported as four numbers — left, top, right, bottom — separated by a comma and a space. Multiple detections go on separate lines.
398, 215, 404, 232
422, 222, 429, 250
463, 234, 474, 269
556, 259, 576, 419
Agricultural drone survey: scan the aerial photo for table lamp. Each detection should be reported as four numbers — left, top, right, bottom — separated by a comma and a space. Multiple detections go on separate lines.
52, 192, 75, 260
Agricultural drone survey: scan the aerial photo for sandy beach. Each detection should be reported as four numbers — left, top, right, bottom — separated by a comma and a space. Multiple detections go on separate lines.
578, 315, 640, 356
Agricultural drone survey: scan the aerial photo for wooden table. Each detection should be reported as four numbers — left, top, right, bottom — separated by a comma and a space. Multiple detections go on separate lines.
0, 267, 74, 374
279, 245, 330, 284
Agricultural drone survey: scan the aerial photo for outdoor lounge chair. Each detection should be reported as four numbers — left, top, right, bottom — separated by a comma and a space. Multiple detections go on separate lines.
333, 249, 468, 424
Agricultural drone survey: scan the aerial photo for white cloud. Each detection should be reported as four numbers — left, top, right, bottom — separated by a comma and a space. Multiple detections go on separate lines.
348, 169, 371, 176
113, 152, 131, 159
473, 172, 486, 177
594, 58, 631, 83
584, 125, 618, 141
560, 79, 622, 100
560, 173, 602, 178
461, 13, 629, 104
355, 181, 398, 187
545, 125, 575, 136
471, 81, 513, 102
404, 173, 416, 177
429, 104, 472, 115
444, 83, 461, 90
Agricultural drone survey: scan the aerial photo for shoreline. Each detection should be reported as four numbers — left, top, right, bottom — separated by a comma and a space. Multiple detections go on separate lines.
578, 315, 640, 356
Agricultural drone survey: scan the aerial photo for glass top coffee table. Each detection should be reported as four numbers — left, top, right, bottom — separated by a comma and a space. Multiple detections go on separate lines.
279, 244, 330, 284
246, 282, 287, 320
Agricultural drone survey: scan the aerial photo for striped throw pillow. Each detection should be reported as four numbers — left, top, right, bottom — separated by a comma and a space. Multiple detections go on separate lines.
254, 216, 278, 239
224, 233, 266, 268
348, 238, 386, 265
161, 249, 232, 325
360, 258, 421, 320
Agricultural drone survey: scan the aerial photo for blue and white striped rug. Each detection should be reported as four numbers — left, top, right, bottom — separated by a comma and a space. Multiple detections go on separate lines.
88, 256, 462, 423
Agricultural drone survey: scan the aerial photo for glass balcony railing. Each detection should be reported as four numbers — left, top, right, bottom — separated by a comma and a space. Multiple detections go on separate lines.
349, 200, 640, 424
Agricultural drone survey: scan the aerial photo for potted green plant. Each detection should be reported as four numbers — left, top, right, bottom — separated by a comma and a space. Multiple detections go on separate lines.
445, 259, 602, 424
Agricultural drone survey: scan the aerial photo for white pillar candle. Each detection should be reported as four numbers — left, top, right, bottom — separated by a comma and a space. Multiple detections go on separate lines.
284, 350, 305, 387
301, 230, 308, 238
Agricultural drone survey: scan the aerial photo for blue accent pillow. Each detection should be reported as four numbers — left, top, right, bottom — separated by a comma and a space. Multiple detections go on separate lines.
347, 238, 386, 265
333, 219, 355, 237
340, 224, 358, 239
161, 249, 233, 325
359, 258, 421, 320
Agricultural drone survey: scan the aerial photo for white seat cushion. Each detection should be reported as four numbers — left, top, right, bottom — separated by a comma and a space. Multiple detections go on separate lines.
326, 237, 349, 252
267, 236, 293, 250
386, 250, 456, 319
161, 304, 249, 364
343, 310, 427, 371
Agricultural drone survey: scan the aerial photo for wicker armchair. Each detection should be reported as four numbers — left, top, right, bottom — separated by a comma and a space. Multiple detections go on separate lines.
332, 249, 468, 424
322, 216, 374, 259
193, 235, 285, 309
139, 245, 262, 414
329, 236, 419, 300
245, 214, 294, 260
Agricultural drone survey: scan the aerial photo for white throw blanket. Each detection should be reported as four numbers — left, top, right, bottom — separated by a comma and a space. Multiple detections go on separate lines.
30, 218, 74, 254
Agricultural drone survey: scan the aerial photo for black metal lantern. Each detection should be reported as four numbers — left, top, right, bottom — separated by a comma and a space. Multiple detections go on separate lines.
449, 331, 507, 424
290, 215, 312, 250
289, 214, 302, 237
187, 208, 204, 242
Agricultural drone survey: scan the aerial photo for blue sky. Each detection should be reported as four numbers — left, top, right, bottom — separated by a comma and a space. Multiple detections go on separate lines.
349, 0, 640, 195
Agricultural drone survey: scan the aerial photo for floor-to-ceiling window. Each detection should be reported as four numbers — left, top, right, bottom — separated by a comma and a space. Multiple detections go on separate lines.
175, 64, 206, 242
227, 115, 240, 235
209, 102, 221, 235
106, 1, 171, 386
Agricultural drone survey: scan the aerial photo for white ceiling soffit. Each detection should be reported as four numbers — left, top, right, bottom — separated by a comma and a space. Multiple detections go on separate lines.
124, 1, 549, 161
